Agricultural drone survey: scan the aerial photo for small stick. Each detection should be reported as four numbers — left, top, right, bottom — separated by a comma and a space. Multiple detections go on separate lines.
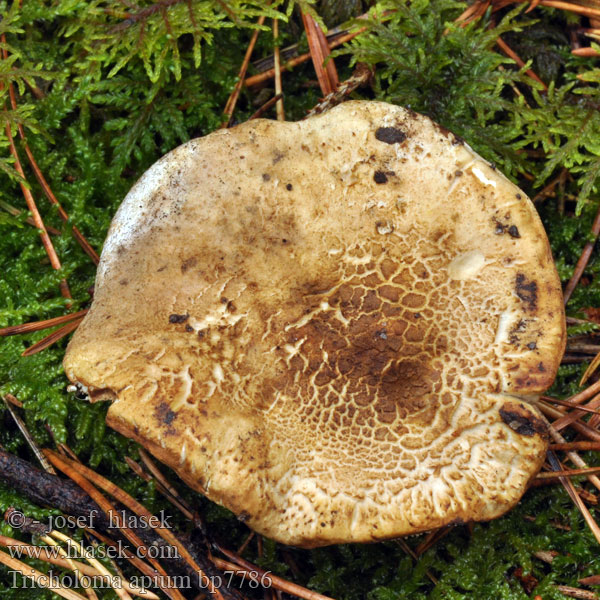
272, 18, 284, 121
221, 12, 268, 127
44, 450, 220, 600
0, 199, 61, 234
537, 400, 600, 443
211, 555, 335, 600
3, 393, 22, 408
126, 459, 195, 521
537, 0, 600, 18
236, 531, 255, 555
454, 1, 486, 23
84, 528, 176, 594
546, 450, 600, 545
533, 169, 568, 202
0, 37, 71, 302
125, 457, 151, 481
537, 465, 600, 479
244, 28, 364, 88
43, 451, 188, 600
538, 412, 600, 493
542, 396, 600, 415
21, 318, 83, 357
534, 550, 558, 563
395, 539, 438, 584
496, 36, 547, 90
566, 378, 600, 407
0, 309, 88, 337
415, 526, 452, 556
1, 43, 99, 265
567, 316, 597, 325
51, 530, 131, 600
3, 120, 71, 302
137, 448, 198, 522
0, 535, 157, 599
566, 343, 600, 354
304, 63, 373, 119
40, 533, 98, 600
551, 441, 600, 451
573, 47, 600, 57
0, 549, 87, 600
2, 396, 56, 474
249, 93, 283, 120
301, 12, 339, 96
526, 0, 543, 12
580, 349, 600, 386
552, 394, 600, 431
555, 586, 598, 600
564, 201, 600, 304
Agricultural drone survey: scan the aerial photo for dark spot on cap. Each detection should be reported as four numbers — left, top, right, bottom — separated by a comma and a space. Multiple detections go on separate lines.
286, 183, 293, 191
185, 324, 194, 332
499, 403, 547, 437
516, 193, 522, 200
375, 127, 407, 144
156, 402, 177, 426
538, 362, 546, 372
527, 341, 537, 350
515, 274, 537, 311
508, 225, 520, 238
262, 173, 270, 181
181, 256, 198, 273
455, 170, 463, 177
374, 171, 388, 184
198, 330, 206, 339
220, 297, 228, 304
169, 313, 189, 324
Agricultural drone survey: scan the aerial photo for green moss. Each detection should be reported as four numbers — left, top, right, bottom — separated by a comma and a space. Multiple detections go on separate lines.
0, 1, 599, 599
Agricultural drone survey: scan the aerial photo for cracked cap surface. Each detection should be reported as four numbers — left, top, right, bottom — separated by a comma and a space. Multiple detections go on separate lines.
64, 101, 566, 547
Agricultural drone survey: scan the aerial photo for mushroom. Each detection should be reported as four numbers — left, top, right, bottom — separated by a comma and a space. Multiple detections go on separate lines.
63, 101, 565, 547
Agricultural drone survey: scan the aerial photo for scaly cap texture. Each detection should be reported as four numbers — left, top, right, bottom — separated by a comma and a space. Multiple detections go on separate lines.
64, 101, 566, 547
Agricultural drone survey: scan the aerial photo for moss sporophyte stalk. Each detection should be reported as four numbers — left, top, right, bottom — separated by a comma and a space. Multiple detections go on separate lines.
0, 1, 600, 599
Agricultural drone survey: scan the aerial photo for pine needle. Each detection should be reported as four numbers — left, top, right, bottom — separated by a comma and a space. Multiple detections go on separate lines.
546, 450, 600, 545
301, 12, 339, 97
50, 531, 130, 600
43, 450, 189, 600
221, 11, 268, 127
0, 534, 156, 598
2, 395, 56, 474
0, 549, 87, 600
0, 309, 88, 337
272, 18, 285, 121
21, 318, 83, 357
212, 554, 335, 600
564, 200, 600, 304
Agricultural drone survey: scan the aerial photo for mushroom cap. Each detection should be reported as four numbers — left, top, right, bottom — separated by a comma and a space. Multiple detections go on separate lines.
64, 101, 565, 547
